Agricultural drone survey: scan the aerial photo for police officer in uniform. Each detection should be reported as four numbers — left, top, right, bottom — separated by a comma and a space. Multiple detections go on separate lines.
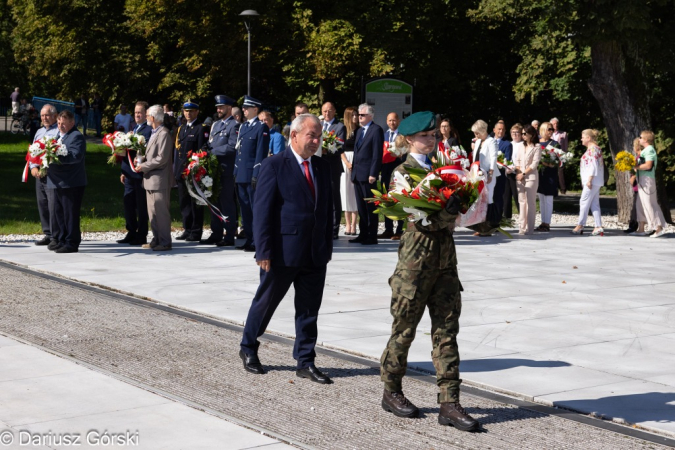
234, 95, 270, 252
379, 111, 479, 432
173, 100, 209, 241
201, 95, 240, 246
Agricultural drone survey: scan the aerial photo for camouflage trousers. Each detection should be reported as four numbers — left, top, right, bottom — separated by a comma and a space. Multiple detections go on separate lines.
380, 268, 462, 403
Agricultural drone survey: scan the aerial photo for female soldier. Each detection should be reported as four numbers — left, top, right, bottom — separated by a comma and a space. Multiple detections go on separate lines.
380, 111, 479, 432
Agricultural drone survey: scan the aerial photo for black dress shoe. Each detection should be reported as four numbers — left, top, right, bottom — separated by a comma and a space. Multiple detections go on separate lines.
438, 402, 479, 431
199, 236, 221, 245
175, 231, 189, 240
55, 246, 78, 254
239, 350, 265, 374
48, 241, 62, 251
152, 244, 172, 251
243, 245, 256, 252
361, 238, 378, 245
117, 233, 134, 244
348, 236, 365, 243
216, 240, 235, 247
35, 236, 51, 246
296, 365, 332, 384
377, 230, 394, 239
129, 237, 147, 245
382, 390, 419, 418
185, 234, 202, 242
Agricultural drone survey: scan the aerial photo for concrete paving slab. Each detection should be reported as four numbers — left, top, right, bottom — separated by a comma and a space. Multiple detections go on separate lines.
0, 336, 291, 449
1, 229, 674, 436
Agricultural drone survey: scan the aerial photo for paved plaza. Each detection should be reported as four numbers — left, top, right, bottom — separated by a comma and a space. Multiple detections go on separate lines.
1, 225, 674, 447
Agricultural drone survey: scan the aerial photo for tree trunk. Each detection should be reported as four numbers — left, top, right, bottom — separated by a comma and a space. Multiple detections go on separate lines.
587, 40, 671, 224
318, 79, 335, 107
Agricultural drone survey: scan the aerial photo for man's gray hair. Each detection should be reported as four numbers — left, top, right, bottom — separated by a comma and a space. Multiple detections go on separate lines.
147, 104, 164, 124
42, 104, 57, 115
550, 117, 559, 123
358, 103, 374, 117
290, 113, 321, 134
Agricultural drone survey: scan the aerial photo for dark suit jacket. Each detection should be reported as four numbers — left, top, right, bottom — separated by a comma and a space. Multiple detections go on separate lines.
234, 118, 270, 184
497, 138, 513, 161
351, 121, 384, 182
46, 128, 87, 189
173, 120, 208, 181
122, 122, 153, 179
324, 119, 346, 174
253, 147, 333, 267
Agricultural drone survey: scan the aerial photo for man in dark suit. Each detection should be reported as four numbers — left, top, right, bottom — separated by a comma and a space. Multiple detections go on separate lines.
321, 102, 346, 239
350, 103, 384, 245
239, 114, 334, 384
202, 94, 240, 247
118, 101, 153, 245
234, 95, 270, 252
46, 110, 87, 254
379, 112, 404, 240
173, 100, 210, 241
493, 120, 511, 219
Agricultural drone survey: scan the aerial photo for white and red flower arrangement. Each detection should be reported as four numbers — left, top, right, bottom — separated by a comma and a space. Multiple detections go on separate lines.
182, 150, 226, 222
322, 130, 344, 154
21, 136, 68, 182
103, 131, 147, 171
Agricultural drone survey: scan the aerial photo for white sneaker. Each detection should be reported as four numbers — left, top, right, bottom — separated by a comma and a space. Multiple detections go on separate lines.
629, 231, 647, 236
650, 230, 666, 238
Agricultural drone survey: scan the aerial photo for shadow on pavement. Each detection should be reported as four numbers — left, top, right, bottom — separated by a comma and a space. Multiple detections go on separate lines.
459, 358, 571, 372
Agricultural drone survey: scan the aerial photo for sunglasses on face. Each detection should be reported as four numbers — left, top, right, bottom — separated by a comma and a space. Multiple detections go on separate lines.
547, 128, 554, 131
357, 114, 369, 117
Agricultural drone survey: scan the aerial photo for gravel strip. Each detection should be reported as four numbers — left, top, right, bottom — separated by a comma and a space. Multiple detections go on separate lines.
0, 265, 669, 449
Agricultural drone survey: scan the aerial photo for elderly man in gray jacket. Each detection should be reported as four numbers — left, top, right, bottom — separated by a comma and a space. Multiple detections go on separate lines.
136, 105, 174, 251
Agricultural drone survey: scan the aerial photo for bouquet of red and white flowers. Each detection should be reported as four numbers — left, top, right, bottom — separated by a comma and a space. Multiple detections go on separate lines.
21, 136, 68, 182
321, 130, 344, 154
103, 131, 147, 170
539, 143, 573, 169
496, 151, 515, 171
439, 144, 470, 169
182, 150, 227, 222
368, 149, 488, 227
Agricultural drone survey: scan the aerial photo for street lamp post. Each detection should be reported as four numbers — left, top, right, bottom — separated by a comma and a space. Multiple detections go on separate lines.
240, 10, 259, 96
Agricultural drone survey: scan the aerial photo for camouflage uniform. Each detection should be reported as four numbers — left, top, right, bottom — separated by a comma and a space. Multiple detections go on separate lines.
380, 154, 463, 403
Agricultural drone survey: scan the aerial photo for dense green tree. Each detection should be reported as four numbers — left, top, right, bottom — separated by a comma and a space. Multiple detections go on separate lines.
471, 0, 675, 222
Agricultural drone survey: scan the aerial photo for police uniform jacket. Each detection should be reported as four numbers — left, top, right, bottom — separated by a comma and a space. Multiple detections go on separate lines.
173, 120, 209, 181
234, 118, 270, 184
209, 116, 240, 171
46, 128, 87, 189
122, 122, 153, 180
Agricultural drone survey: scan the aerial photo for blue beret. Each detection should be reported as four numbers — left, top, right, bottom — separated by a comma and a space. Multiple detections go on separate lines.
398, 111, 436, 136
182, 100, 199, 110
215, 95, 236, 106
242, 95, 262, 108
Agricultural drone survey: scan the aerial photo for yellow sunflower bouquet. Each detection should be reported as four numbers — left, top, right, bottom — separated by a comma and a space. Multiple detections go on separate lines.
615, 151, 636, 172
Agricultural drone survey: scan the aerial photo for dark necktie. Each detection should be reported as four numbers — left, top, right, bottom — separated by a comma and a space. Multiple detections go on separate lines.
356, 128, 366, 148
302, 161, 315, 200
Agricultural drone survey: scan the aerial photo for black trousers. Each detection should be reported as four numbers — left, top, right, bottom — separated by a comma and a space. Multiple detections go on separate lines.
354, 179, 379, 240
177, 180, 204, 236
209, 157, 237, 242
36, 177, 51, 238
237, 182, 255, 247
47, 186, 85, 250
380, 161, 403, 234
502, 174, 520, 218
123, 176, 148, 238
241, 264, 327, 368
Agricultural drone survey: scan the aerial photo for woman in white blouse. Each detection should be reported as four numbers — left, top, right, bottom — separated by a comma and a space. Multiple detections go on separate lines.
572, 129, 604, 236
470, 120, 499, 203
514, 125, 541, 235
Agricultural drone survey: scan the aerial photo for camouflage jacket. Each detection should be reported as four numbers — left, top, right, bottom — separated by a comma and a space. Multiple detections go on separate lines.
391, 153, 458, 271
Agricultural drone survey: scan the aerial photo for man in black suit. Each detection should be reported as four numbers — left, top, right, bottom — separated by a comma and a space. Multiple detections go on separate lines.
379, 112, 404, 240
321, 102, 346, 239
118, 101, 153, 245
239, 114, 334, 384
46, 110, 87, 254
350, 103, 384, 245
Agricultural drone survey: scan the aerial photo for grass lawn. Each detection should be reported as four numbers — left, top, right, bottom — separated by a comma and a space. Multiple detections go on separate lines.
0, 133, 186, 235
